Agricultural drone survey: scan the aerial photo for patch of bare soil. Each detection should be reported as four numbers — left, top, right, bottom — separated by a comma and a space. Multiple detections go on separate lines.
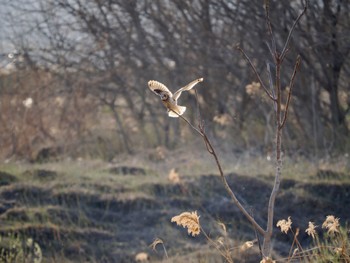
0, 168, 349, 262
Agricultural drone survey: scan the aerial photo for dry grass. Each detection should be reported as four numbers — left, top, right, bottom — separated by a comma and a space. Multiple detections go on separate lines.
272, 215, 350, 262
3, 141, 348, 187
0, 149, 349, 262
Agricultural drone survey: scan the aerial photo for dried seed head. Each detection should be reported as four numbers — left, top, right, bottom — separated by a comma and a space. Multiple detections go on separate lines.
322, 215, 340, 234
276, 216, 292, 234
217, 222, 227, 234
217, 237, 224, 246
135, 252, 149, 262
149, 238, 163, 251
240, 241, 254, 252
171, 211, 200, 237
305, 221, 318, 239
23, 97, 33, 108
292, 248, 299, 257
334, 247, 344, 255
168, 168, 180, 184
260, 257, 276, 263
245, 81, 261, 96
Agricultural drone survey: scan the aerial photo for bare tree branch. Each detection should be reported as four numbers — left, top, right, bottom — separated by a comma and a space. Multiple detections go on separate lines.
264, 0, 277, 56
281, 4, 308, 61
280, 55, 301, 129
236, 46, 276, 102
266, 62, 277, 112
173, 108, 266, 235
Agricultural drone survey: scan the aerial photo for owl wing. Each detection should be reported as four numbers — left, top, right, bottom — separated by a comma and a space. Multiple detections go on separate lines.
173, 78, 204, 101
148, 80, 173, 97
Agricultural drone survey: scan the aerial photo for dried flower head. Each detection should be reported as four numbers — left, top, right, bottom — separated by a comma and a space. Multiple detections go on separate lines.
322, 215, 340, 234
217, 236, 224, 246
168, 168, 180, 184
23, 97, 33, 108
217, 222, 227, 234
276, 216, 292, 234
245, 81, 261, 96
149, 238, 164, 251
334, 247, 344, 255
135, 252, 149, 262
260, 257, 276, 263
292, 248, 299, 258
240, 241, 254, 252
305, 221, 318, 239
171, 211, 200, 237
213, 113, 232, 126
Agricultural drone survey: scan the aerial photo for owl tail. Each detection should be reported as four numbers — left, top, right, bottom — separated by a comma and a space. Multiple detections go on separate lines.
168, 105, 186, 117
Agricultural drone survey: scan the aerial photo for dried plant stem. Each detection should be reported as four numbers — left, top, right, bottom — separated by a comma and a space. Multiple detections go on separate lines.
162, 243, 168, 259
287, 228, 304, 262
201, 227, 234, 263
150, 238, 169, 259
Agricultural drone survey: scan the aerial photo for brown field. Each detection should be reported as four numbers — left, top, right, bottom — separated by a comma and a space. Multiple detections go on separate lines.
0, 147, 349, 262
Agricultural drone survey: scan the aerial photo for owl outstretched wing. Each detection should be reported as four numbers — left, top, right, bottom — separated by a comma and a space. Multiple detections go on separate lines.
148, 80, 173, 97
173, 78, 203, 101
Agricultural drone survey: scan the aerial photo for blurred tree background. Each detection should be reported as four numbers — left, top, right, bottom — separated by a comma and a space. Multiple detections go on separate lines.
0, 0, 349, 162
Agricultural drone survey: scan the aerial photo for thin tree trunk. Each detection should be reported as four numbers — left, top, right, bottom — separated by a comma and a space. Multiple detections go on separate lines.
111, 106, 133, 154
263, 60, 283, 256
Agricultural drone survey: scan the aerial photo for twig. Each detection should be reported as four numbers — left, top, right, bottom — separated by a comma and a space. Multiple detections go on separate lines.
176, 112, 213, 154
266, 62, 277, 112
236, 46, 276, 102
201, 228, 233, 263
280, 4, 308, 61
173, 110, 265, 235
279, 55, 301, 129
251, 209, 264, 259
177, 112, 202, 135
194, 88, 202, 126
287, 229, 298, 262
265, 41, 275, 60
264, 0, 277, 56
287, 228, 305, 262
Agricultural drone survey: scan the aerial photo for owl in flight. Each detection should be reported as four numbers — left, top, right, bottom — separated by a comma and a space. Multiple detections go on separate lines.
148, 78, 203, 117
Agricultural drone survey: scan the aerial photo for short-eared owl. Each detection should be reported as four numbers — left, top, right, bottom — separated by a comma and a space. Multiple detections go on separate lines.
148, 78, 203, 117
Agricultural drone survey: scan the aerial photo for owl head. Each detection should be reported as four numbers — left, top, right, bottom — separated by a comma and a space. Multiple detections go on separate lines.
160, 93, 169, 101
